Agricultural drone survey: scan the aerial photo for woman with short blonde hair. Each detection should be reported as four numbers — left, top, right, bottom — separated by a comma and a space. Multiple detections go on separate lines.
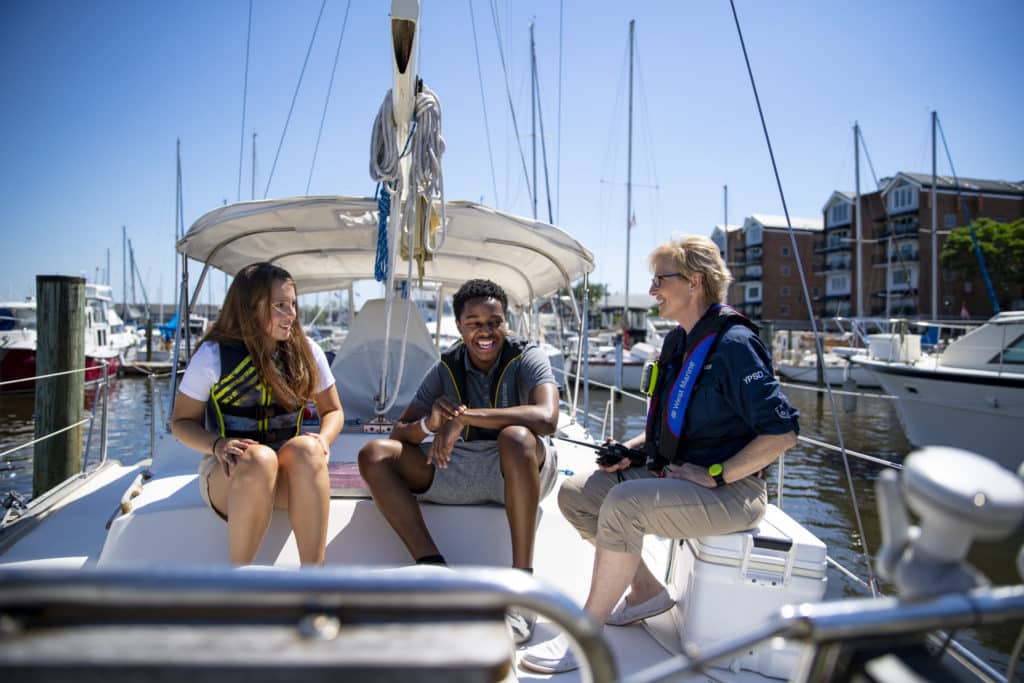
523, 236, 797, 673
647, 234, 733, 304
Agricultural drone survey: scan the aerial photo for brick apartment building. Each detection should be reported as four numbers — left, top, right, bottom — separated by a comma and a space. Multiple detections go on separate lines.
714, 214, 824, 322
821, 172, 1024, 319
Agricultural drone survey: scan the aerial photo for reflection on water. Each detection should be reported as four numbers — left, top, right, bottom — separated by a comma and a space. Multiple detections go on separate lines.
1, 376, 1021, 674
0, 376, 173, 497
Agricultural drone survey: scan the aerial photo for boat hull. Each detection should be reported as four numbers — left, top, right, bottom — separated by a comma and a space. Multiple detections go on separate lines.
862, 360, 1023, 470
0, 347, 36, 392
0, 348, 118, 392
776, 362, 848, 387
569, 358, 645, 391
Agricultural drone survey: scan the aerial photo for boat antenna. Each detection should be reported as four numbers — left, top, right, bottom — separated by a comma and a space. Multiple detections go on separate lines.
728, 0, 878, 595
264, 0, 327, 199
307, 0, 353, 195
236, 0, 252, 202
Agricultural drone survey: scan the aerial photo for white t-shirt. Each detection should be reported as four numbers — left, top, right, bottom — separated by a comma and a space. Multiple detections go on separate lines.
179, 338, 335, 402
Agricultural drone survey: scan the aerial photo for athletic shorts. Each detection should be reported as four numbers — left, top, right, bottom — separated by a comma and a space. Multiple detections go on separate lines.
416, 437, 558, 505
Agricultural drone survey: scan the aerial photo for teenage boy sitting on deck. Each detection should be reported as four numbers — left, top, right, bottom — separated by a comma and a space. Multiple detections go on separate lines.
358, 278, 560, 644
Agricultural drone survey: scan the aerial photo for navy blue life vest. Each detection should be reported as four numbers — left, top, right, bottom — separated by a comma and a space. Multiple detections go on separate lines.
439, 336, 532, 441
644, 304, 759, 470
205, 343, 302, 449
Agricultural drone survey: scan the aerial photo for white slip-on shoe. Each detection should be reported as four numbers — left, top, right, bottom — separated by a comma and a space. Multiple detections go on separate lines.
606, 588, 674, 626
520, 634, 579, 674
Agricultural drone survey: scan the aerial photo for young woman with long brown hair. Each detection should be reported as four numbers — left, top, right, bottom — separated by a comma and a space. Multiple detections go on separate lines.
171, 262, 343, 565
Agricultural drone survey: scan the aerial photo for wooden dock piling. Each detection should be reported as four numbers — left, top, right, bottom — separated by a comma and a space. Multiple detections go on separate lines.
33, 275, 85, 497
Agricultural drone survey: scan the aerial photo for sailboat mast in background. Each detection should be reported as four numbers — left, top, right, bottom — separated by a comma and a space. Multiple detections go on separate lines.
931, 110, 938, 318
530, 22, 538, 220
623, 19, 635, 341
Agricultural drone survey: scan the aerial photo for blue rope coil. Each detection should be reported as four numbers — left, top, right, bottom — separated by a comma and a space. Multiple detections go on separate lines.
374, 182, 390, 282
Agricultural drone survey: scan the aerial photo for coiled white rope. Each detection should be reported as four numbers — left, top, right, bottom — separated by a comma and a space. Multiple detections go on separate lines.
368, 84, 447, 415
369, 90, 401, 185
408, 85, 447, 253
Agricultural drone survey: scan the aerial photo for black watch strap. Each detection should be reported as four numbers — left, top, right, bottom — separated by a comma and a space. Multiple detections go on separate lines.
708, 463, 726, 487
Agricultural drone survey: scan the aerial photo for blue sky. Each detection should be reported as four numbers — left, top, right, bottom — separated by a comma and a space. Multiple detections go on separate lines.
1, 0, 1021, 310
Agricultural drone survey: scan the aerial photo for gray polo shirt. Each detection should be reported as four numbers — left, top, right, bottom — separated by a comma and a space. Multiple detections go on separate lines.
411, 342, 556, 414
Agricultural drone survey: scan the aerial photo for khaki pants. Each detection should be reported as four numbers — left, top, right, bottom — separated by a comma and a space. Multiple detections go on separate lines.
557, 467, 767, 555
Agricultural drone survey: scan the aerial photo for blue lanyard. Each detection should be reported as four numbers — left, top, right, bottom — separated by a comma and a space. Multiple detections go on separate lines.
664, 333, 717, 438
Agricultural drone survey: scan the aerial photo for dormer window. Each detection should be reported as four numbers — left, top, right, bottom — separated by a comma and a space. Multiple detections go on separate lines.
746, 225, 762, 245
829, 202, 850, 226
888, 185, 918, 212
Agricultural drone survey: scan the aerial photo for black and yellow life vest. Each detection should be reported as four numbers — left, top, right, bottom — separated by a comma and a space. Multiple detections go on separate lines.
438, 336, 532, 441
205, 343, 302, 449
644, 304, 759, 470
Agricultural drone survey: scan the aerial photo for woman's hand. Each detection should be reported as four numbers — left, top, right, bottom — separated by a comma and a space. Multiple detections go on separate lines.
597, 455, 633, 473
664, 462, 716, 487
302, 432, 330, 458
213, 436, 259, 476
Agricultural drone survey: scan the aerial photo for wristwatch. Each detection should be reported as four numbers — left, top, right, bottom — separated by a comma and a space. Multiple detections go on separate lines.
708, 463, 726, 487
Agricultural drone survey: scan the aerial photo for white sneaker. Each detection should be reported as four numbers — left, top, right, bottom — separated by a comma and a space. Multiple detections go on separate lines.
506, 607, 537, 645
520, 634, 579, 674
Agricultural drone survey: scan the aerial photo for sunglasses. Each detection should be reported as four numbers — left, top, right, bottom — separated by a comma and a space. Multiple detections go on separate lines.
650, 273, 688, 289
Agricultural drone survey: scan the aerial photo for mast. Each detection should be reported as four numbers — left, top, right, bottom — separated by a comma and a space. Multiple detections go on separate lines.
724, 184, 728, 234
623, 19, 635, 340
854, 122, 863, 317
530, 22, 538, 220
129, 238, 138, 309
122, 225, 127, 320
391, 0, 419, 189
930, 110, 938, 318
174, 139, 181, 305
886, 233, 892, 317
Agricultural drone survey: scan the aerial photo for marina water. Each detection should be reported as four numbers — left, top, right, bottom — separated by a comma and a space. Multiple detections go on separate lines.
1, 375, 1020, 675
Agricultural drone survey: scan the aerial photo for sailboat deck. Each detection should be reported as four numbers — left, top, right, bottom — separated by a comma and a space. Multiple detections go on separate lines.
0, 426, 786, 682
